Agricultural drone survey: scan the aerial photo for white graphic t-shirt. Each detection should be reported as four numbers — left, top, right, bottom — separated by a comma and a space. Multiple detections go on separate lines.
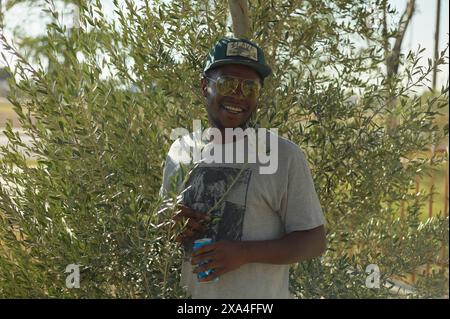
160, 129, 325, 299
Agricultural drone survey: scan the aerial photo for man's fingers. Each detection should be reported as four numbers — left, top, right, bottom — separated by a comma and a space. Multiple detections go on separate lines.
176, 234, 191, 244
193, 261, 221, 273
172, 210, 186, 222
177, 204, 194, 212
173, 218, 206, 234
187, 218, 207, 232
175, 231, 193, 244
198, 267, 224, 282
191, 252, 216, 265
172, 205, 210, 246
191, 243, 215, 257
182, 228, 195, 238
172, 209, 189, 222
175, 204, 210, 221
175, 234, 184, 243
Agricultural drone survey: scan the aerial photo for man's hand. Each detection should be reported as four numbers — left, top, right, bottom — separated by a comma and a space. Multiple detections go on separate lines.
191, 240, 248, 282
172, 204, 210, 245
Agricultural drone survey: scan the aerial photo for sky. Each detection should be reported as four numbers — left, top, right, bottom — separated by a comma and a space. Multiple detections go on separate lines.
0, 0, 449, 87
392, 0, 449, 86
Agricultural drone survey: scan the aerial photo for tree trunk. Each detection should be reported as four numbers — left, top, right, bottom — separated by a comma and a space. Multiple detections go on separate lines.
432, 0, 441, 91
228, 0, 250, 39
386, 0, 416, 132
0, 0, 4, 29
382, 0, 389, 63
386, 0, 416, 78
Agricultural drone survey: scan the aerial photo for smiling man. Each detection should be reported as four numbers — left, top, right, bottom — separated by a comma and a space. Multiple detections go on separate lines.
202, 63, 261, 132
160, 37, 326, 299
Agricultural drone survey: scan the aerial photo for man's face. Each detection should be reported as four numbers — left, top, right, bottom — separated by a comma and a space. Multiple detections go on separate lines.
201, 64, 262, 130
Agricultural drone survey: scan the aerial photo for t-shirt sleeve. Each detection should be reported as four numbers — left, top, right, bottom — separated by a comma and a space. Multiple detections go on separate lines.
159, 153, 179, 198
159, 137, 193, 198
279, 146, 326, 233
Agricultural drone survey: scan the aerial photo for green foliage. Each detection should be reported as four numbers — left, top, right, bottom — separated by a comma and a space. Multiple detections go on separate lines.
0, 0, 448, 298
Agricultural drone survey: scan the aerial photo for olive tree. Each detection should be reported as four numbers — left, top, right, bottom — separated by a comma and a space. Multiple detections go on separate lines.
0, 0, 448, 298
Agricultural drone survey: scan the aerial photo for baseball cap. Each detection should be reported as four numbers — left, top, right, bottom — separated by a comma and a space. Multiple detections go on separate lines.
203, 37, 272, 79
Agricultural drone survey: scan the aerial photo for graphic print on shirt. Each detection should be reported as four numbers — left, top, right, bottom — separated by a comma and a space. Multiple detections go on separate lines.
182, 166, 252, 255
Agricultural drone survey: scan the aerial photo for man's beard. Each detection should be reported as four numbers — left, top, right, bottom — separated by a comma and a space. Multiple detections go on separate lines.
207, 111, 254, 130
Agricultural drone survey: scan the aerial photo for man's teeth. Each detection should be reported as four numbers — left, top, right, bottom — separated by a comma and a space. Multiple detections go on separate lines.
223, 104, 244, 113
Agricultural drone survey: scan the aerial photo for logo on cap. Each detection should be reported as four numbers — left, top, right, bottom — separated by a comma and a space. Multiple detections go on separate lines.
226, 42, 258, 61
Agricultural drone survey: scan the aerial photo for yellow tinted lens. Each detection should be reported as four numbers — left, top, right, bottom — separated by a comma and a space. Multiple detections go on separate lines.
216, 77, 238, 95
242, 80, 261, 98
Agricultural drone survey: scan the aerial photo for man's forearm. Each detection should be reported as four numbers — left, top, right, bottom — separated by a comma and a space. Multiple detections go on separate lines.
242, 226, 326, 265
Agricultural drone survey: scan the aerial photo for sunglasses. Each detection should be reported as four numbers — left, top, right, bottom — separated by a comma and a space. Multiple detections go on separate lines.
205, 75, 262, 99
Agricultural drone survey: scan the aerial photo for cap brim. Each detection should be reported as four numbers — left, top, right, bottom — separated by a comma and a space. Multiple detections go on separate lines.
206, 59, 272, 79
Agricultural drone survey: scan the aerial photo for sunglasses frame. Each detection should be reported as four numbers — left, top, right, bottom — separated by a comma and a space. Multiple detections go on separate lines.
204, 75, 262, 99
